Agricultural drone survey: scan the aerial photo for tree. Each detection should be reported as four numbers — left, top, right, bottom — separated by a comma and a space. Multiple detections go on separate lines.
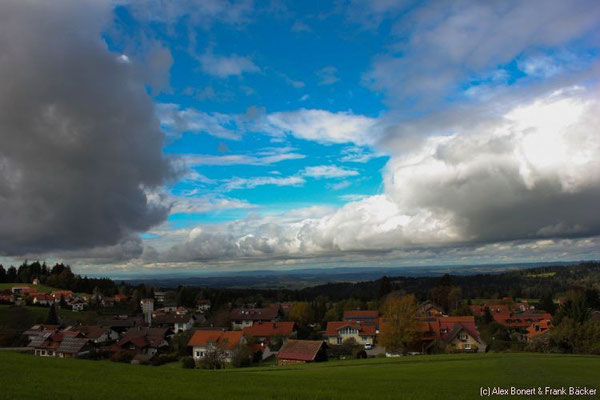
46, 304, 59, 325
200, 345, 226, 369
538, 293, 556, 314
0, 265, 6, 283
230, 344, 253, 368
289, 302, 314, 326
379, 294, 420, 355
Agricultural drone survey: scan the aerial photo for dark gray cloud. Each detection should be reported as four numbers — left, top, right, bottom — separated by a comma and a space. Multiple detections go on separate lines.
0, 0, 174, 256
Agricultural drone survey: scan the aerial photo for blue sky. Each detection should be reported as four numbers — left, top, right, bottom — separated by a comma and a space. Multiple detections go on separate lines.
1, 0, 600, 275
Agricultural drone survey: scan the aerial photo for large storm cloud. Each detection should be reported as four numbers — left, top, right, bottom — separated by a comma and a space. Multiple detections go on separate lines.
0, 0, 174, 256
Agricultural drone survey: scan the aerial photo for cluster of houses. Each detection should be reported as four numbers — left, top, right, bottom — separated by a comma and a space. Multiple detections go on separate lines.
467, 298, 554, 341
0, 285, 88, 310
12, 283, 558, 366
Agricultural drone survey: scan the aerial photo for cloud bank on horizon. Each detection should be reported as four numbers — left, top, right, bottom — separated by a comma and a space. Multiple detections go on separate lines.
0, 0, 599, 274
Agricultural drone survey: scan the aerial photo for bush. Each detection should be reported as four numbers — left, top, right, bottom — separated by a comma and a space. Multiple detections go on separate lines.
375, 352, 386, 358
181, 357, 196, 369
151, 353, 179, 366
111, 351, 133, 364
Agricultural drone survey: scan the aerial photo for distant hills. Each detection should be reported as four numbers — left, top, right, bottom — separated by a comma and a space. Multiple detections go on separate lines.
114, 261, 585, 289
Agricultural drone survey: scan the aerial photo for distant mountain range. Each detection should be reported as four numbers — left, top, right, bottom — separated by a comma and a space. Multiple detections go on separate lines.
110, 261, 586, 289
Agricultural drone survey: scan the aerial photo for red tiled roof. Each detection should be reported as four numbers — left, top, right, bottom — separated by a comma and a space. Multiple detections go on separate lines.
325, 321, 377, 336
187, 330, 244, 350
493, 313, 552, 328
469, 304, 511, 316
243, 322, 295, 338
526, 319, 553, 339
277, 339, 325, 361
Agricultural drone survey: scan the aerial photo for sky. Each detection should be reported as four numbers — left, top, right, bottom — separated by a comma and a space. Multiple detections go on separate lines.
0, 0, 600, 276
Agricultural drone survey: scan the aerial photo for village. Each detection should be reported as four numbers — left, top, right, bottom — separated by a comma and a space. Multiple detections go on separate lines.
0, 277, 566, 368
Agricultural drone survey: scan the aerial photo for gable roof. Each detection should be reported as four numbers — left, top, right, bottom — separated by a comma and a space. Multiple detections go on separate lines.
325, 321, 377, 336
243, 321, 295, 338
277, 339, 326, 361
57, 337, 89, 354
187, 330, 244, 350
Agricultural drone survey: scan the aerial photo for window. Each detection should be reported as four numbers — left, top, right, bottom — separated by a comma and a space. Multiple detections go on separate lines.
465, 343, 471, 350
195, 351, 200, 357
459, 333, 467, 340
337, 337, 342, 345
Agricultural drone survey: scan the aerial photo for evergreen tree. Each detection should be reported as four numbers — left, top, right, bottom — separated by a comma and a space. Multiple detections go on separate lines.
46, 304, 59, 325
0, 265, 6, 283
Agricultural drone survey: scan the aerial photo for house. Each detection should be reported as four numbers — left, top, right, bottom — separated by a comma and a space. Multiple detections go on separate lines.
418, 316, 486, 353
32, 278, 40, 285
11, 286, 33, 295
343, 310, 380, 325
418, 301, 445, 317
325, 321, 377, 346
31, 293, 54, 306
526, 319, 553, 341
78, 325, 119, 344
112, 327, 170, 357
276, 340, 328, 365
101, 297, 115, 308
188, 330, 246, 362
50, 290, 73, 302
0, 289, 13, 303
492, 313, 553, 329
230, 307, 279, 330
196, 299, 211, 312
99, 316, 144, 334
154, 291, 167, 304
113, 294, 128, 303
152, 313, 196, 333
23, 324, 60, 342
70, 298, 87, 312
56, 337, 92, 358
242, 321, 296, 345
469, 304, 511, 317
29, 330, 86, 357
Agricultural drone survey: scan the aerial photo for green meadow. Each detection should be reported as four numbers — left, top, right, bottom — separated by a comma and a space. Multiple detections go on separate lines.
0, 351, 598, 400
0, 282, 57, 294
0, 305, 100, 326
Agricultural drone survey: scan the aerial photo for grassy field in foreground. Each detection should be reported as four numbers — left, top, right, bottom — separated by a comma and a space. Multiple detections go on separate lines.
0, 352, 598, 400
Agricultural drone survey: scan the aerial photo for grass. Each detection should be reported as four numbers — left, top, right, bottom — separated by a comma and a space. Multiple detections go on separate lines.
0, 351, 598, 399
0, 305, 100, 326
0, 283, 58, 293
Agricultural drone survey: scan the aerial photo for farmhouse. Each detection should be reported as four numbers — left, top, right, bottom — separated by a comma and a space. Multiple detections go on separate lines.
419, 316, 486, 353
242, 321, 296, 345
277, 339, 328, 365
111, 327, 171, 357
418, 301, 445, 317
325, 321, 377, 346
230, 307, 279, 330
493, 313, 553, 329
152, 313, 196, 333
50, 290, 73, 301
188, 330, 246, 362
78, 325, 119, 344
343, 310, 380, 325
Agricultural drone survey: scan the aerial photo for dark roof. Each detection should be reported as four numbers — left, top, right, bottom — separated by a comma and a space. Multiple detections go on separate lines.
78, 326, 110, 340
230, 307, 278, 321
57, 337, 89, 354
29, 332, 52, 348
100, 317, 143, 328
277, 339, 326, 362
118, 327, 169, 348
152, 314, 195, 325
